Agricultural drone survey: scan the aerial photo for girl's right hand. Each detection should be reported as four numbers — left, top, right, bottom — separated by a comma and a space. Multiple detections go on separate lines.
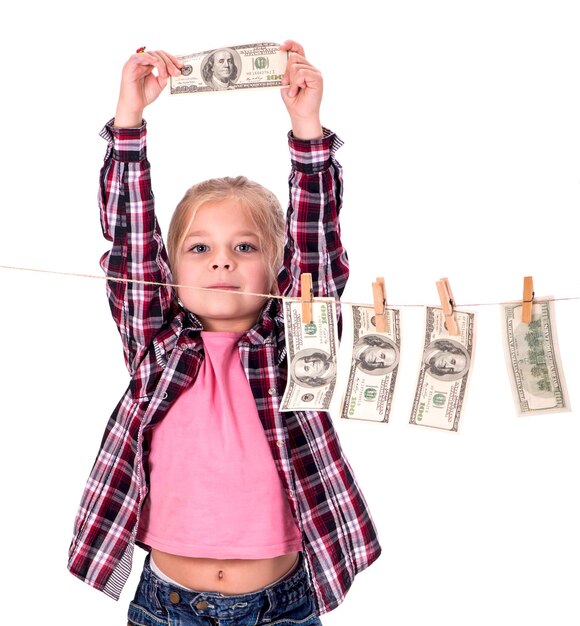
114, 50, 183, 128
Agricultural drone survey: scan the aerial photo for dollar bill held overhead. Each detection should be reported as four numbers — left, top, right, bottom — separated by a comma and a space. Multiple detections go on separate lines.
410, 307, 476, 432
280, 300, 339, 412
340, 305, 401, 423
501, 299, 570, 416
169, 43, 287, 95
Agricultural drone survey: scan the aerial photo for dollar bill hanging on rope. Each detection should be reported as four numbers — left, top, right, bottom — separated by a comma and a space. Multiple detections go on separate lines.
501, 298, 571, 416
410, 307, 476, 432
280, 300, 340, 412
340, 304, 401, 422
170, 43, 288, 94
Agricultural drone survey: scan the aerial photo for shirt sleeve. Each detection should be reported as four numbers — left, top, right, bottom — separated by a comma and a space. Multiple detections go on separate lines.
277, 128, 349, 301
98, 119, 175, 375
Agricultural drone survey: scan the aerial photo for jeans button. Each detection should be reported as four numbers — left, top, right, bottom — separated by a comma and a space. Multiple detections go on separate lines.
196, 600, 209, 610
169, 591, 180, 604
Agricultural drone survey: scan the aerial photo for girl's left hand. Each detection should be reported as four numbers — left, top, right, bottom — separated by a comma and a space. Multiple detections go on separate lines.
280, 40, 324, 140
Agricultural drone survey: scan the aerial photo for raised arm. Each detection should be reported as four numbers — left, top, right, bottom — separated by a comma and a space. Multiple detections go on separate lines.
276, 41, 349, 300
99, 50, 183, 375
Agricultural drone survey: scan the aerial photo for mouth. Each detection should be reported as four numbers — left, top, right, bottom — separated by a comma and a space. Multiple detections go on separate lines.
207, 284, 240, 291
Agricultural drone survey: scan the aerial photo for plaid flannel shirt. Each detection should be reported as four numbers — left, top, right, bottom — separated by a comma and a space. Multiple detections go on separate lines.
68, 120, 381, 615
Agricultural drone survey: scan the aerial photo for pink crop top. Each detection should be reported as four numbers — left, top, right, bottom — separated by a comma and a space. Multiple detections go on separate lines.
137, 331, 302, 559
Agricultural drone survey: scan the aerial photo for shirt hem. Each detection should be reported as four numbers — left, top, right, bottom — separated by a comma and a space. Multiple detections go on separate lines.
138, 533, 303, 560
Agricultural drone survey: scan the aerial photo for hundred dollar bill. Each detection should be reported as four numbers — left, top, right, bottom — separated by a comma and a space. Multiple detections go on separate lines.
410, 307, 476, 432
340, 305, 401, 422
501, 299, 570, 416
170, 42, 287, 94
280, 300, 339, 412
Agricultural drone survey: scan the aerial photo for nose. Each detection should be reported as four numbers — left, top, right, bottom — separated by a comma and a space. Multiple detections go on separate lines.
210, 248, 234, 270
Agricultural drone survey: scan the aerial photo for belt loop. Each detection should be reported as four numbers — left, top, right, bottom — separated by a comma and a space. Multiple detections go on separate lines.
147, 566, 165, 614
261, 586, 274, 623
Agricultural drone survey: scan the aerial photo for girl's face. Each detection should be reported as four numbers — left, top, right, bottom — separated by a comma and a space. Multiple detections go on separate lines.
175, 198, 271, 331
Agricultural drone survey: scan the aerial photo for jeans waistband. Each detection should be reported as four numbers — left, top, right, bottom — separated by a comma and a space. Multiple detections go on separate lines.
140, 552, 310, 621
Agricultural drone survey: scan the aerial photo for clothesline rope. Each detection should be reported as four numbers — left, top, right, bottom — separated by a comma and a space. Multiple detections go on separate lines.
1, 264, 578, 308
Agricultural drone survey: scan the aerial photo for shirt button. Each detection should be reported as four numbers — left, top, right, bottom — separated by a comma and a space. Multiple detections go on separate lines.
276, 440, 284, 448
196, 601, 209, 610
162, 392, 168, 400
268, 387, 277, 395
288, 489, 295, 497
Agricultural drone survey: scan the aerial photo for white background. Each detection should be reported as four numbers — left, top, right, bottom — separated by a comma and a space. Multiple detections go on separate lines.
1, 1, 579, 624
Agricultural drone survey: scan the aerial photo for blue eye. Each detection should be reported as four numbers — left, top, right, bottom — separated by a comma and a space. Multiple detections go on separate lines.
235, 243, 257, 253
190, 244, 209, 253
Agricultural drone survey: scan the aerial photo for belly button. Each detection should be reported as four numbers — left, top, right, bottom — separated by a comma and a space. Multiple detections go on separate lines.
218, 570, 224, 580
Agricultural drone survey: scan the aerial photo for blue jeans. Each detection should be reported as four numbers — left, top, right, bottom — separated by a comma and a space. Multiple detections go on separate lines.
127, 552, 323, 626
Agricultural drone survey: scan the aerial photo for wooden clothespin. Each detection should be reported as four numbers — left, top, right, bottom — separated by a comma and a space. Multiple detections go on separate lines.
522, 276, 534, 324
372, 277, 388, 333
436, 277, 460, 336
301, 273, 313, 324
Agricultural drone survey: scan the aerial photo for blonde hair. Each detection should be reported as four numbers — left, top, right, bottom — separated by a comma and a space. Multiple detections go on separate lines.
167, 176, 285, 293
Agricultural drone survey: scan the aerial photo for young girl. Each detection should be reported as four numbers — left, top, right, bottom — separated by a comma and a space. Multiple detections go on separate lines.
68, 41, 381, 625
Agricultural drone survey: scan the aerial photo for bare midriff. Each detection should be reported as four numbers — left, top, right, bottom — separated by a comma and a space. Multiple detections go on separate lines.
150, 549, 301, 594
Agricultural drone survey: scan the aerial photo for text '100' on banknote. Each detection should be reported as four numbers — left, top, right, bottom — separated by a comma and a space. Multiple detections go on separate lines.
410, 307, 476, 432
170, 43, 287, 94
501, 299, 570, 416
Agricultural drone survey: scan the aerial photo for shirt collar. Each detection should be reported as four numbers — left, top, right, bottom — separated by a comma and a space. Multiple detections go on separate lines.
182, 297, 281, 345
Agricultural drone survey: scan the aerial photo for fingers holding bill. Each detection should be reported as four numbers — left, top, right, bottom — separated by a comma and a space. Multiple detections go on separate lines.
116, 49, 184, 126
283, 55, 322, 98
281, 40, 308, 89
127, 49, 183, 79
280, 39, 306, 57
